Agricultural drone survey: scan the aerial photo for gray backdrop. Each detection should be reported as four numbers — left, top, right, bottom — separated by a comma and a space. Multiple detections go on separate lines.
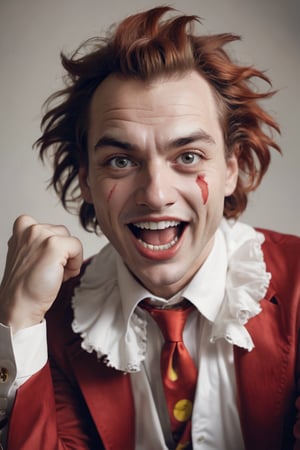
1, 0, 299, 275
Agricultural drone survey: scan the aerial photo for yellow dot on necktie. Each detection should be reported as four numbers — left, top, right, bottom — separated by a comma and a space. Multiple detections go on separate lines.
168, 365, 178, 381
173, 399, 193, 422
175, 442, 191, 450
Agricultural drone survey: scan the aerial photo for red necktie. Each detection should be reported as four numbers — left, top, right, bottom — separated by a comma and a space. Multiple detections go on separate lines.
141, 301, 197, 449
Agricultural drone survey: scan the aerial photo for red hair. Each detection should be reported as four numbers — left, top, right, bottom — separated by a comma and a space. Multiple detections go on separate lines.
36, 6, 280, 232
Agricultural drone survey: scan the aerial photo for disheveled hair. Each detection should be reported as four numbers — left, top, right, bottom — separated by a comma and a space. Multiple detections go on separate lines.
36, 6, 280, 232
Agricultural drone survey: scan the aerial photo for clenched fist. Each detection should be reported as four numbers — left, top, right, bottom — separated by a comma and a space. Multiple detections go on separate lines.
0, 215, 83, 332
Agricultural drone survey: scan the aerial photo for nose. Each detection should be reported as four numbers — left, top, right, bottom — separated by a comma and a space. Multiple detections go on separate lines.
135, 162, 177, 210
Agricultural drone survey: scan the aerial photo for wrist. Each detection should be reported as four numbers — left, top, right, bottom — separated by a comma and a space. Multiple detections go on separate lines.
0, 301, 44, 333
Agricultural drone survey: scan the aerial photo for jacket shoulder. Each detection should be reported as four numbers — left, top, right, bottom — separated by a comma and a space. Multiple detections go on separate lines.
258, 227, 300, 245
258, 228, 300, 265
257, 228, 300, 300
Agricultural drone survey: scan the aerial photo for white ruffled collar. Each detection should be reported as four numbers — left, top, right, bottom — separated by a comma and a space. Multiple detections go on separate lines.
71, 219, 271, 372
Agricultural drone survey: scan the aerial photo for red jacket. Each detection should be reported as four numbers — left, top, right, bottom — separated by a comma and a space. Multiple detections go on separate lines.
7, 229, 300, 449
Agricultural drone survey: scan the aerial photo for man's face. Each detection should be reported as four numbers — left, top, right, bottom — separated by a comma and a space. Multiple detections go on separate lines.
80, 71, 238, 298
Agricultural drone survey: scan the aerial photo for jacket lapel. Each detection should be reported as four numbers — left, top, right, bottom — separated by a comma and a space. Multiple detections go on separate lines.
66, 336, 135, 450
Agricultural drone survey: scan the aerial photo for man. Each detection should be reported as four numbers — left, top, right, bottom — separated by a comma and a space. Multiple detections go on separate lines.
0, 6, 299, 450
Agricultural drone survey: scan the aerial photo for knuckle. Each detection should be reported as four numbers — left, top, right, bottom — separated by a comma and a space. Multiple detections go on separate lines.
43, 234, 61, 251
25, 223, 44, 241
12, 215, 36, 236
56, 224, 70, 236
12, 215, 30, 233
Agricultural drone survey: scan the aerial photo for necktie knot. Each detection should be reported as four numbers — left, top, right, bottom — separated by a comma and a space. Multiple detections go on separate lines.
142, 302, 193, 343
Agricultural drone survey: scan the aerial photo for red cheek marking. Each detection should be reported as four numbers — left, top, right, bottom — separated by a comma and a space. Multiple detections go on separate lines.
196, 175, 209, 205
107, 184, 117, 202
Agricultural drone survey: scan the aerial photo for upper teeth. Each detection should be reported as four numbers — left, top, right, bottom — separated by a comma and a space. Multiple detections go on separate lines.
133, 220, 180, 230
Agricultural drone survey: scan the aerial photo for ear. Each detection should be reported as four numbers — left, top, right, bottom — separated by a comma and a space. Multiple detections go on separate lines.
224, 154, 239, 197
78, 166, 93, 203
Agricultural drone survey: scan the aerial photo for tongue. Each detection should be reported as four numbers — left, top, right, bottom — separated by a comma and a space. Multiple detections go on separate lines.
138, 227, 178, 245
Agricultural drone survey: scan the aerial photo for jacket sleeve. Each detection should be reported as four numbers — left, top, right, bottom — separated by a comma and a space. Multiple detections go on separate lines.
5, 264, 103, 450
6, 361, 99, 450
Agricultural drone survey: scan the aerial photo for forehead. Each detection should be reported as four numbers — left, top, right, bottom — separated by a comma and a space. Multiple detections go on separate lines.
88, 71, 223, 145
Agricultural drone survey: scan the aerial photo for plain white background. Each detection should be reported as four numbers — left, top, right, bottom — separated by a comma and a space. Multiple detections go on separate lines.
0, 0, 299, 275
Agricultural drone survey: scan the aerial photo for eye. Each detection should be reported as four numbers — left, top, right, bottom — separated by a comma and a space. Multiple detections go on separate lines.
177, 152, 201, 165
109, 156, 134, 169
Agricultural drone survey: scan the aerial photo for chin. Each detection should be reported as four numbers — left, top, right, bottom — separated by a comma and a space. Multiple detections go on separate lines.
136, 266, 188, 298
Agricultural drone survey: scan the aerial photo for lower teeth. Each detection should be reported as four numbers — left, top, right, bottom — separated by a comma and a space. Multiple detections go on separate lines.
138, 236, 178, 251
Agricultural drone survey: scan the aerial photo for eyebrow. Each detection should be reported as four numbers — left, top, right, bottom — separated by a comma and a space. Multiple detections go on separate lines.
94, 129, 216, 152
94, 136, 138, 152
170, 130, 216, 148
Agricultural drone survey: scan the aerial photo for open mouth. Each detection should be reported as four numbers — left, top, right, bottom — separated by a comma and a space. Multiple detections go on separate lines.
128, 220, 187, 251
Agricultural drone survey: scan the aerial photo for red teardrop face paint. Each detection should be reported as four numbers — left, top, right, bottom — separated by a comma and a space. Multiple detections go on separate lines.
196, 175, 208, 205
107, 183, 117, 202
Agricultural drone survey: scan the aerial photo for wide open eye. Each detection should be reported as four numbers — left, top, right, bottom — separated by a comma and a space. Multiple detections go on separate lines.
109, 156, 135, 169
177, 152, 201, 165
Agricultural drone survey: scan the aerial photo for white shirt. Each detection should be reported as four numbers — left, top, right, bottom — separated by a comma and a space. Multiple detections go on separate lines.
0, 219, 271, 449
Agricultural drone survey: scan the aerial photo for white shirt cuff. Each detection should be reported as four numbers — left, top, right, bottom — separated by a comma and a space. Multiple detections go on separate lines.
0, 320, 48, 389
12, 320, 48, 387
